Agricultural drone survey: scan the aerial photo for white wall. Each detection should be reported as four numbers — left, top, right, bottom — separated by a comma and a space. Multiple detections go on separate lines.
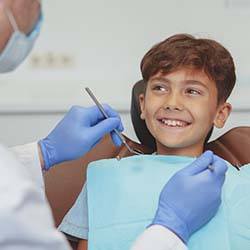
0, 0, 249, 146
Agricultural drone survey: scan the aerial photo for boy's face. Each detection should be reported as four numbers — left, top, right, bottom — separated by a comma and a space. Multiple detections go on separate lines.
139, 68, 232, 156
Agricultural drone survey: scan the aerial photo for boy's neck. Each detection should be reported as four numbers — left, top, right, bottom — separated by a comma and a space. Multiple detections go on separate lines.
156, 141, 204, 157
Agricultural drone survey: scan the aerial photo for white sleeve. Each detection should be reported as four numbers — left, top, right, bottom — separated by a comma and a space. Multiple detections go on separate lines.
130, 225, 187, 250
0, 144, 71, 250
10, 142, 44, 191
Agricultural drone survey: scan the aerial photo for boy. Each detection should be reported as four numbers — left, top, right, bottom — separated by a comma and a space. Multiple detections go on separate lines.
58, 34, 250, 250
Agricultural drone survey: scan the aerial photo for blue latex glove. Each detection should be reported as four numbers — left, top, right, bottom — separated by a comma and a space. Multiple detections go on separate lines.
151, 151, 228, 244
39, 105, 123, 170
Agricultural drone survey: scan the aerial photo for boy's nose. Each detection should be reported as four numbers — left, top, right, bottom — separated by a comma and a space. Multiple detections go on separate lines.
163, 104, 183, 111
163, 93, 184, 111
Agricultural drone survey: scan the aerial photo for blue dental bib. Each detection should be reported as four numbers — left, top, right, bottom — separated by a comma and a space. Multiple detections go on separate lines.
87, 155, 250, 250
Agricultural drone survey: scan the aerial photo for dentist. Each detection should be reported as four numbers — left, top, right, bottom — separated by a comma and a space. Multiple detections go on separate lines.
0, 1, 227, 250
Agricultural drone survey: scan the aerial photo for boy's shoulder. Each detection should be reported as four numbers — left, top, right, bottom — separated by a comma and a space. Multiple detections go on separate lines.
223, 162, 250, 201
227, 162, 250, 181
226, 161, 250, 176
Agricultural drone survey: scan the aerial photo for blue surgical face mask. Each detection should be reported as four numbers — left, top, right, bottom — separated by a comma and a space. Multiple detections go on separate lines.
0, 8, 43, 73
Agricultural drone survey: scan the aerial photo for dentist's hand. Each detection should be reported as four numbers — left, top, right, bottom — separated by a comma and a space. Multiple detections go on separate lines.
39, 105, 123, 170
151, 151, 228, 244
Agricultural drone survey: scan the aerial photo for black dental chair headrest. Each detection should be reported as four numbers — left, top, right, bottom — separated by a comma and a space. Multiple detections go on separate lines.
130, 80, 156, 151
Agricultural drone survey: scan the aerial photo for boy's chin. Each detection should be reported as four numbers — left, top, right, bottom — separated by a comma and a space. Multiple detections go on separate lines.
156, 138, 189, 149
159, 143, 187, 151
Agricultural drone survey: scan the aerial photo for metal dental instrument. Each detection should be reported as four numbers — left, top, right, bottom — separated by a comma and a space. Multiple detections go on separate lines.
85, 87, 143, 156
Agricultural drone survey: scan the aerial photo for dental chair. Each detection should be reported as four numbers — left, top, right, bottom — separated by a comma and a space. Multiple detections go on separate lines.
44, 80, 250, 248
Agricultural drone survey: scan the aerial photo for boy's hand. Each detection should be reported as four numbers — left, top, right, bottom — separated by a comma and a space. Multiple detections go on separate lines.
151, 151, 228, 244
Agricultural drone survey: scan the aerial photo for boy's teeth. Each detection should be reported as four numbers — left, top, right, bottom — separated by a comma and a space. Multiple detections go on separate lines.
161, 119, 187, 127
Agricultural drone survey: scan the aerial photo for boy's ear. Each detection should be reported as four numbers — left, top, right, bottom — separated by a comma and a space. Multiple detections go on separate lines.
213, 102, 232, 128
139, 93, 146, 120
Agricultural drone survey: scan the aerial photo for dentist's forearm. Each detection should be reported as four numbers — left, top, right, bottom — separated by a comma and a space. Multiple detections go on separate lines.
131, 225, 187, 250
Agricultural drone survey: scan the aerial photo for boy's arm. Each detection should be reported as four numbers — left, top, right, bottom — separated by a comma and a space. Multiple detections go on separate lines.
58, 183, 89, 241
77, 239, 88, 250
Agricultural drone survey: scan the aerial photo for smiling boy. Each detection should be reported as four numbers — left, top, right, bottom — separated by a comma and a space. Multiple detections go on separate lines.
140, 69, 221, 156
58, 34, 250, 250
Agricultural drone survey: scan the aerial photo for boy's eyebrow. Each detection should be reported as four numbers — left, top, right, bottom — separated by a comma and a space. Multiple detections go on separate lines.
183, 80, 209, 90
149, 77, 170, 83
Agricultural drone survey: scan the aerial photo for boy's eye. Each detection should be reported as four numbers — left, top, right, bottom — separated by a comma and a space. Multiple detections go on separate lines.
186, 88, 201, 95
152, 84, 167, 92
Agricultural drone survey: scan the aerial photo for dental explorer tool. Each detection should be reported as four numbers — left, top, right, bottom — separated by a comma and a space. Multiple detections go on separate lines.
84, 87, 143, 156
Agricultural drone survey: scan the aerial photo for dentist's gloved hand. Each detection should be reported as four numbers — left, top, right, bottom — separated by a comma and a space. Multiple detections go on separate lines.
39, 105, 123, 170
151, 151, 228, 244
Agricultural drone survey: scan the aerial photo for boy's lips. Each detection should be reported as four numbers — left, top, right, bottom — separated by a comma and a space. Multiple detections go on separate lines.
156, 116, 192, 128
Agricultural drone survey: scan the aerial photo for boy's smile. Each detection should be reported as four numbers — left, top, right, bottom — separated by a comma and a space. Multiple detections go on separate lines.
139, 68, 231, 157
